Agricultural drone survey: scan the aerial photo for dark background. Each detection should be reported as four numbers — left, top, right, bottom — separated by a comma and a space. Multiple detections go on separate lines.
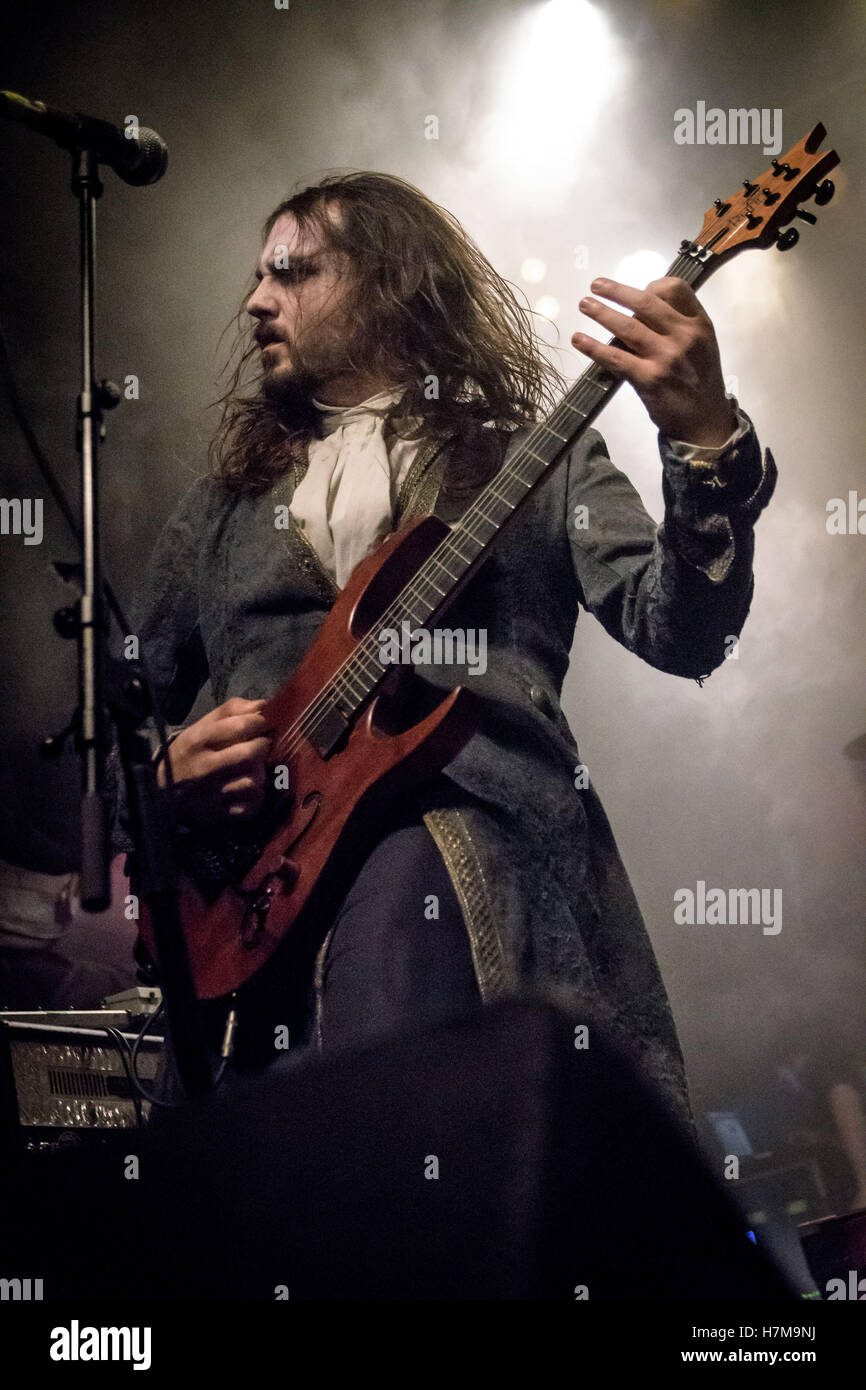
0, 0, 863, 1108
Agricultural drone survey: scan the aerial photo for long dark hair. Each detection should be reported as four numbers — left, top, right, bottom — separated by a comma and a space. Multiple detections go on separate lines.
209, 171, 566, 495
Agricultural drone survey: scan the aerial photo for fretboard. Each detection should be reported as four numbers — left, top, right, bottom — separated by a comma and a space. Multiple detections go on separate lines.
308, 247, 709, 741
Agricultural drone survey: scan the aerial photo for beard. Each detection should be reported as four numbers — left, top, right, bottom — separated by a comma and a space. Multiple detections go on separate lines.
261, 359, 322, 429
259, 332, 359, 432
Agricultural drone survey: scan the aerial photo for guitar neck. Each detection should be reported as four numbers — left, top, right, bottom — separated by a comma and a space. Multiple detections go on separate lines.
436, 248, 714, 594
327, 246, 710, 719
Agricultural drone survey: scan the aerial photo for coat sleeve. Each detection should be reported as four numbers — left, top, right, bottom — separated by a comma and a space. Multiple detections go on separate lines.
132, 476, 212, 725
563, 414, 777, 679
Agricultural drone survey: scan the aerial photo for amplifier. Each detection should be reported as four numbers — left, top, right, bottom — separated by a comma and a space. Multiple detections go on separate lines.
0, 1018, 163, 1150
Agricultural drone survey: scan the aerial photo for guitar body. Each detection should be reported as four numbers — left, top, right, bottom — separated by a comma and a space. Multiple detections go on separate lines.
137, 513, 480, 1001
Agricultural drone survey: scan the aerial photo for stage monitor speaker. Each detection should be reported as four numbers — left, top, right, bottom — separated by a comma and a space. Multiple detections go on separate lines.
3, 995, 795, 1300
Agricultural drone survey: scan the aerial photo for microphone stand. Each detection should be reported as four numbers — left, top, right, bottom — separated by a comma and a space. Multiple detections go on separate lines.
74, 145, 109, 912
48, 141, 212, 1098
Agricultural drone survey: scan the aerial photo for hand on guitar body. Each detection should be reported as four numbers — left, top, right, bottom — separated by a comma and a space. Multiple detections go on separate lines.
572, 275, 738, 448
155, 697, 274, 828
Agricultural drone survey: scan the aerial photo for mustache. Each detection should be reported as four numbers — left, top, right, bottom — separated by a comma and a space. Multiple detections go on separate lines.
254, 327, 284, 349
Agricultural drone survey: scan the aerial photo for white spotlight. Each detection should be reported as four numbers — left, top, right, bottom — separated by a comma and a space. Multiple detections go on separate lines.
481, 1, 625, 194
612, 250, 669, 290
521, 257, 547, 284
534, 294, 561, 321
535, 0, 610, 51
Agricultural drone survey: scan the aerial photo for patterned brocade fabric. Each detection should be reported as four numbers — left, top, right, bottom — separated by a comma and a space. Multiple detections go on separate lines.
659, 408, 777, 583
115, 408, 778, 1129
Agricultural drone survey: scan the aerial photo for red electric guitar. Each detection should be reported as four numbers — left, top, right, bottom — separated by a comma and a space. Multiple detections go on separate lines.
138, 124, 840, 1000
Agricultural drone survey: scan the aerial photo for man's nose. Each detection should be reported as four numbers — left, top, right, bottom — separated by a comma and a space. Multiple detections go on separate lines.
246, 280, 277, 319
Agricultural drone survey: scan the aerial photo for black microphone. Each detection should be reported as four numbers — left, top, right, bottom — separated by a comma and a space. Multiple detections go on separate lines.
0, 89, 168, 186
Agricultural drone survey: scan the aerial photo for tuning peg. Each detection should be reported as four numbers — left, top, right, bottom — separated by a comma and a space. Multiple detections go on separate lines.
794, 208, 817, 225
742, 179, 758, 196
814, 179, 835, 206
776, 228, 799, 251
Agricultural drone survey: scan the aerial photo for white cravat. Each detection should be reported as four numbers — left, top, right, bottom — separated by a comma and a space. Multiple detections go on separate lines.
289, 387, 423, 589
288, 390, 751, 592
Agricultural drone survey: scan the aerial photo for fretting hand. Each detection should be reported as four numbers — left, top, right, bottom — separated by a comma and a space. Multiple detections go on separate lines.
572, 276, 737, 449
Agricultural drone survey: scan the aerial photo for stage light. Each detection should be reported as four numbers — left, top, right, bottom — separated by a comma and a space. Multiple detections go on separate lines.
533, 0, 611, 56
521, 257, 547, 283
612, 249, 669, 290
480, 1, 625, 196
534, 294, 561, 320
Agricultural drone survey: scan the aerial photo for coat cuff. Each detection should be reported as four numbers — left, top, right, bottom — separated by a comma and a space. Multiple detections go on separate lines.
662, 403, 751, 462
657, 408, 777, 583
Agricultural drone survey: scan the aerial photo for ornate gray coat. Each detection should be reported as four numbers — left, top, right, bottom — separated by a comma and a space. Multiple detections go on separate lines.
128, 418, 777, 1126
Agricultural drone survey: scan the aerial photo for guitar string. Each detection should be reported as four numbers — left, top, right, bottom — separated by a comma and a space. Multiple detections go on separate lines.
271, 251, 704, 764
271, 250, 704, 762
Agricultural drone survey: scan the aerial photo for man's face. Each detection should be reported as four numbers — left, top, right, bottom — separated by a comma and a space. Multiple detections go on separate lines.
246, 208, 357, 405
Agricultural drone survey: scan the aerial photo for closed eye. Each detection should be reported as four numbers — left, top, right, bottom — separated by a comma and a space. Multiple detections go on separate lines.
277, 265, 316, 282
254, 260, 319, 285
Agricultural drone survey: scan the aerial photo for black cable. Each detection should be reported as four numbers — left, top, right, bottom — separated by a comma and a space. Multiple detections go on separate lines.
129, 996, 235, 1108
128, 998, 184, 1110
100, 1025, 143, 1128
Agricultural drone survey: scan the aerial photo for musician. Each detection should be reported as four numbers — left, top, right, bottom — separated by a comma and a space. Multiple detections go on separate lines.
123, 172, 776, 1125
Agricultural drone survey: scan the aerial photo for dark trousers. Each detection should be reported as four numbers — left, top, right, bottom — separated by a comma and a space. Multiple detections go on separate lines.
312, 819, 479, 1051
148, 805, 481, 1114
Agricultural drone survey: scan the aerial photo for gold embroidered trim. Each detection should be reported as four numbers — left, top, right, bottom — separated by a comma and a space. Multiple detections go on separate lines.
394, 436, 450, 525
312, 925, 336, 1052
739, 446, 773, 509
422, 807, 509, 1002
271, 463, 339, 602
270, 433, 448, 599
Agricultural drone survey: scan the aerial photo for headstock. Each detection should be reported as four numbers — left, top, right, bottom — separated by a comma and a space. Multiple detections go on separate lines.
682, 123, 840, 271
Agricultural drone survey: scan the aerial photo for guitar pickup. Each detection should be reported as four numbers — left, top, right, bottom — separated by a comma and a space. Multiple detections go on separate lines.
307, 700, 350, 758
